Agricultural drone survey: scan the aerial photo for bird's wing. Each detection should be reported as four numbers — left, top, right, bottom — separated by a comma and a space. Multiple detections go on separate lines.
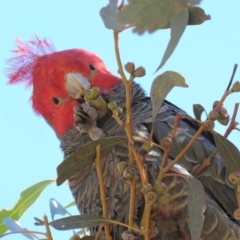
141, 100, 238, 223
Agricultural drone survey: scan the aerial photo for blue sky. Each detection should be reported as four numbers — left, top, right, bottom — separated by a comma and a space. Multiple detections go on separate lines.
0, 1, 240, 239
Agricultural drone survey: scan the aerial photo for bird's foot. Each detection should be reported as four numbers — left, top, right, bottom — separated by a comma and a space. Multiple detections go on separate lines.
74, 103, 104, 140
121, 230, 139, 240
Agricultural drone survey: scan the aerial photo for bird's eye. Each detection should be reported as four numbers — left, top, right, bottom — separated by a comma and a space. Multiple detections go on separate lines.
52, 97, 60, 105
89, 64, 96, 71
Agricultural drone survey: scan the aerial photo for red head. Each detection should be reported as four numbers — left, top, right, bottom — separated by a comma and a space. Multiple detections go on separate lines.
7, 37, 121, 138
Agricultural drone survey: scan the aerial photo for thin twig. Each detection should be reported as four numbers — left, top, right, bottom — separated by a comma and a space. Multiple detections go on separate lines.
143, 205, 151, 240
83, 227, 87, 236
163, 125, 205, 174
0, 231, 47, 238
133, 139, 164, 151
215, 64, 238, 111
129, 75, 135, 85
224, 103, 239, 138
113, 30, 149, 239
157, 150, 170, 181
108, 220, 143, 234
95, 224, 104, 240
193, 149, 218, 177
113, 30, 147, 185
43, 215, 53, 240
180, 115, 203, 125
214, 89, 233, 111
235, 127, 240, 132
171, 114, 182, 138
128, 175, 137, 233
114, 31, 128, 84
226, 64, 238, 91
95, 145, 112, 240
163, 173, 189, 181
149, 128, 154, 142
155, 114, 184, 181
193, 103, 239, 177
112, 111, 125, 127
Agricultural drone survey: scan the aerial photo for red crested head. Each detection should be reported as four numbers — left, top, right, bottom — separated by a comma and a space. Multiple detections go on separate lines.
7, 37, 122, 138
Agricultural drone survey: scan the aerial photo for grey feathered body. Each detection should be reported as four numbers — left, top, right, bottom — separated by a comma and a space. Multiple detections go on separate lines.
60, 82, 240, 239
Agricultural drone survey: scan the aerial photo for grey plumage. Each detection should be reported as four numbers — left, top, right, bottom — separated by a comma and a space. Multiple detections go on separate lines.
60, 82, 240, 239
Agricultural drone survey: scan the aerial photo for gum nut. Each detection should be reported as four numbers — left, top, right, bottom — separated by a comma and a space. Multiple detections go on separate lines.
84, 94, 91, 102
89, 87, 101, 99
208, 110, 219, 121
124, 62, 135, 74
232, 81, 240, 92
117, 162, 129, 175
140, 143, 153, 155
141, 183, 153, 194
108, 101, 117, 111
134, 67, 146, 77
154, 181, 167, 195
90, 99, 103, 110
217, 117, 229, 126
117, 107, 123, 115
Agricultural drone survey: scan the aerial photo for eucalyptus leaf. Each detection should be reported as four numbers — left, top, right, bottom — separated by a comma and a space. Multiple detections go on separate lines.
57, 137, 128, 185
156, 8, 189, 71
3, 218, 39, 240
186, 178, 205, 240
64, 201, 76, 209
173, 0, 202, 6
211, 131, 240, 174
100, 0, 125, 30
193, 104, 206, 121
49, 198, 68, 220
150, 71, 188, 122
0, 180, 54, 235
117, 0, 183, 34
48, 215, 112, 230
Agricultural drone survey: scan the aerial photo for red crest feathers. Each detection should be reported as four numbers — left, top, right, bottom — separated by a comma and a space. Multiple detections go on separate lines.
7, 36, 55, 87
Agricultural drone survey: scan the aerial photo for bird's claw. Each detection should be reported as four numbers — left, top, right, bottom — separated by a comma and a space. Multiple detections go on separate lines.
121, 230, 139, 240
74, 103, 104, 140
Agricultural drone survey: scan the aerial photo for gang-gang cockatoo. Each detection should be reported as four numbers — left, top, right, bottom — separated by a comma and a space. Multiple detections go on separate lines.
7, 38, 240, 240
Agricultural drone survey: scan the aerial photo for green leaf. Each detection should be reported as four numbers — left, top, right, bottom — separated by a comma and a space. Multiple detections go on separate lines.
150, 71, 188, 121
57, 137, 128, 185
211, 131, 240, 174
117, 0, 184, 34
0, 180, 54, 235
48, 215, 113, 230
156, 8, 189, 71
64, 201, 76, 209
193, 104, 206, 121
186, 178, 205, 240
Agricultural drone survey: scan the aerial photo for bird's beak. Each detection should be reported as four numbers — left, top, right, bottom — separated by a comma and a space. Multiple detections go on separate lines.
65, 72, 91, 99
